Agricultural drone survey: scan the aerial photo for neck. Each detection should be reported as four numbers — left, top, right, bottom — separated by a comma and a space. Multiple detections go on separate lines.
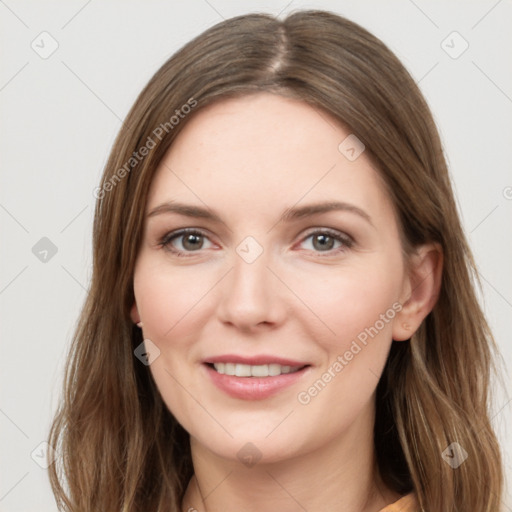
181, 402, 399, 512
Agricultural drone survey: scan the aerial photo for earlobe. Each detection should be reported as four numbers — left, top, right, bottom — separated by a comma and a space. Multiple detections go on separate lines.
130, 302, 141, 326
393, 243, 443, 341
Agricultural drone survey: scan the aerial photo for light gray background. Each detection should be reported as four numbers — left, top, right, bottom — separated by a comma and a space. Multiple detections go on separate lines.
1, 1, 511, 511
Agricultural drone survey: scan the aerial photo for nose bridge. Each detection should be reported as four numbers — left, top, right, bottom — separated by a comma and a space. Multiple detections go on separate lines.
217, 237, 281, 328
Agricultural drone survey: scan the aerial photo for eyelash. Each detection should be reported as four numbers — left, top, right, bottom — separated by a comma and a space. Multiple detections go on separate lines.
158, 228, 354, 258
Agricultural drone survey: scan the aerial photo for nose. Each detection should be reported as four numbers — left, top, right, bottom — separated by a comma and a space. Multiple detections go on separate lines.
216, 247, 286, 332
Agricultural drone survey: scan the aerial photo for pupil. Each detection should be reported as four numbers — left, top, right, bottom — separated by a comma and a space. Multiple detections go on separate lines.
313, 234, 333, 251
184, 234, 202, 250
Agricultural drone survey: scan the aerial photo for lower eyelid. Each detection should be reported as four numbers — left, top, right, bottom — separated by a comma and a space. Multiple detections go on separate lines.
297, 237, 352, 256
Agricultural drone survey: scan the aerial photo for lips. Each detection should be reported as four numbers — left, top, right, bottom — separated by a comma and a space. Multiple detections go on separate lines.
203, 354, 311, 400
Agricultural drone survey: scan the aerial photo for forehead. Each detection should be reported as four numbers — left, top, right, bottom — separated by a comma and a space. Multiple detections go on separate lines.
147, 92, 394, 225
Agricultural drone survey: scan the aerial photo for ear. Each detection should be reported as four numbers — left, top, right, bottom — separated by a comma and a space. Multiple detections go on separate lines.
130, 302, 141, 325
392, 243, 443, 341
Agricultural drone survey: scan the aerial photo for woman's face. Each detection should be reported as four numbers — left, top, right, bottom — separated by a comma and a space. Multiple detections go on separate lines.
131, 92, 412, 465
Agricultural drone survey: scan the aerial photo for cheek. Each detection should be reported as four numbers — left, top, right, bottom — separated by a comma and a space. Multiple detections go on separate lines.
133, 263, 214, 424
289, 265, 401, 432
134, 261, 216, 343
286, 257, 403, 353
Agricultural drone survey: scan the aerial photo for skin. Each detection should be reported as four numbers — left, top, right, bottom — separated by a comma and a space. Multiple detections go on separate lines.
131, 92, 442, 512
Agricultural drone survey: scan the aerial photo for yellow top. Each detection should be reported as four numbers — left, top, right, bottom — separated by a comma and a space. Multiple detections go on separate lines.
379, 493, 418, 511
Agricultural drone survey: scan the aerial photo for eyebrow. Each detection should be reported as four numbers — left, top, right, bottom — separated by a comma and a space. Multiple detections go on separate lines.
147, 200, 373, 227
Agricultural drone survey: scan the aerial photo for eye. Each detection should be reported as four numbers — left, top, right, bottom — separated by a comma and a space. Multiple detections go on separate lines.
159, 229, 214, 256
158, 227, 353, 257
298, 229, 353, 255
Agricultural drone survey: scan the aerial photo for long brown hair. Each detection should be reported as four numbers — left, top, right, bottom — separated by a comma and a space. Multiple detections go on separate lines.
48, 10, 503, 511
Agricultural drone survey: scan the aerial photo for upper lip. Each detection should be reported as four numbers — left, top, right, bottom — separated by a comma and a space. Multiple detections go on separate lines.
204, 354, 310, 367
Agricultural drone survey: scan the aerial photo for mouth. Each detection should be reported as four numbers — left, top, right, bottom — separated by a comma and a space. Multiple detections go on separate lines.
202, 356, 311, 400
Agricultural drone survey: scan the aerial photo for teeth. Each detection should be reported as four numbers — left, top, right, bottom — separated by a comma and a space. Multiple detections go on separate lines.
251, 364, 269, 377
235, 363, 252, 377
212, 362, 302, 377
268, 363, 281, 376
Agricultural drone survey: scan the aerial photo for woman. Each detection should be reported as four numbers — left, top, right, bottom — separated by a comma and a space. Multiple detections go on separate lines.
48, 10, 504, 512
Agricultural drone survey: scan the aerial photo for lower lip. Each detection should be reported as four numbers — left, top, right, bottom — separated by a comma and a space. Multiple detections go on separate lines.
204, 364, 310, 400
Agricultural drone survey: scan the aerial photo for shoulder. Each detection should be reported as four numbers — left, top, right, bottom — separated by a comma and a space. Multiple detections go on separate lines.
378, 493, 418, 512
